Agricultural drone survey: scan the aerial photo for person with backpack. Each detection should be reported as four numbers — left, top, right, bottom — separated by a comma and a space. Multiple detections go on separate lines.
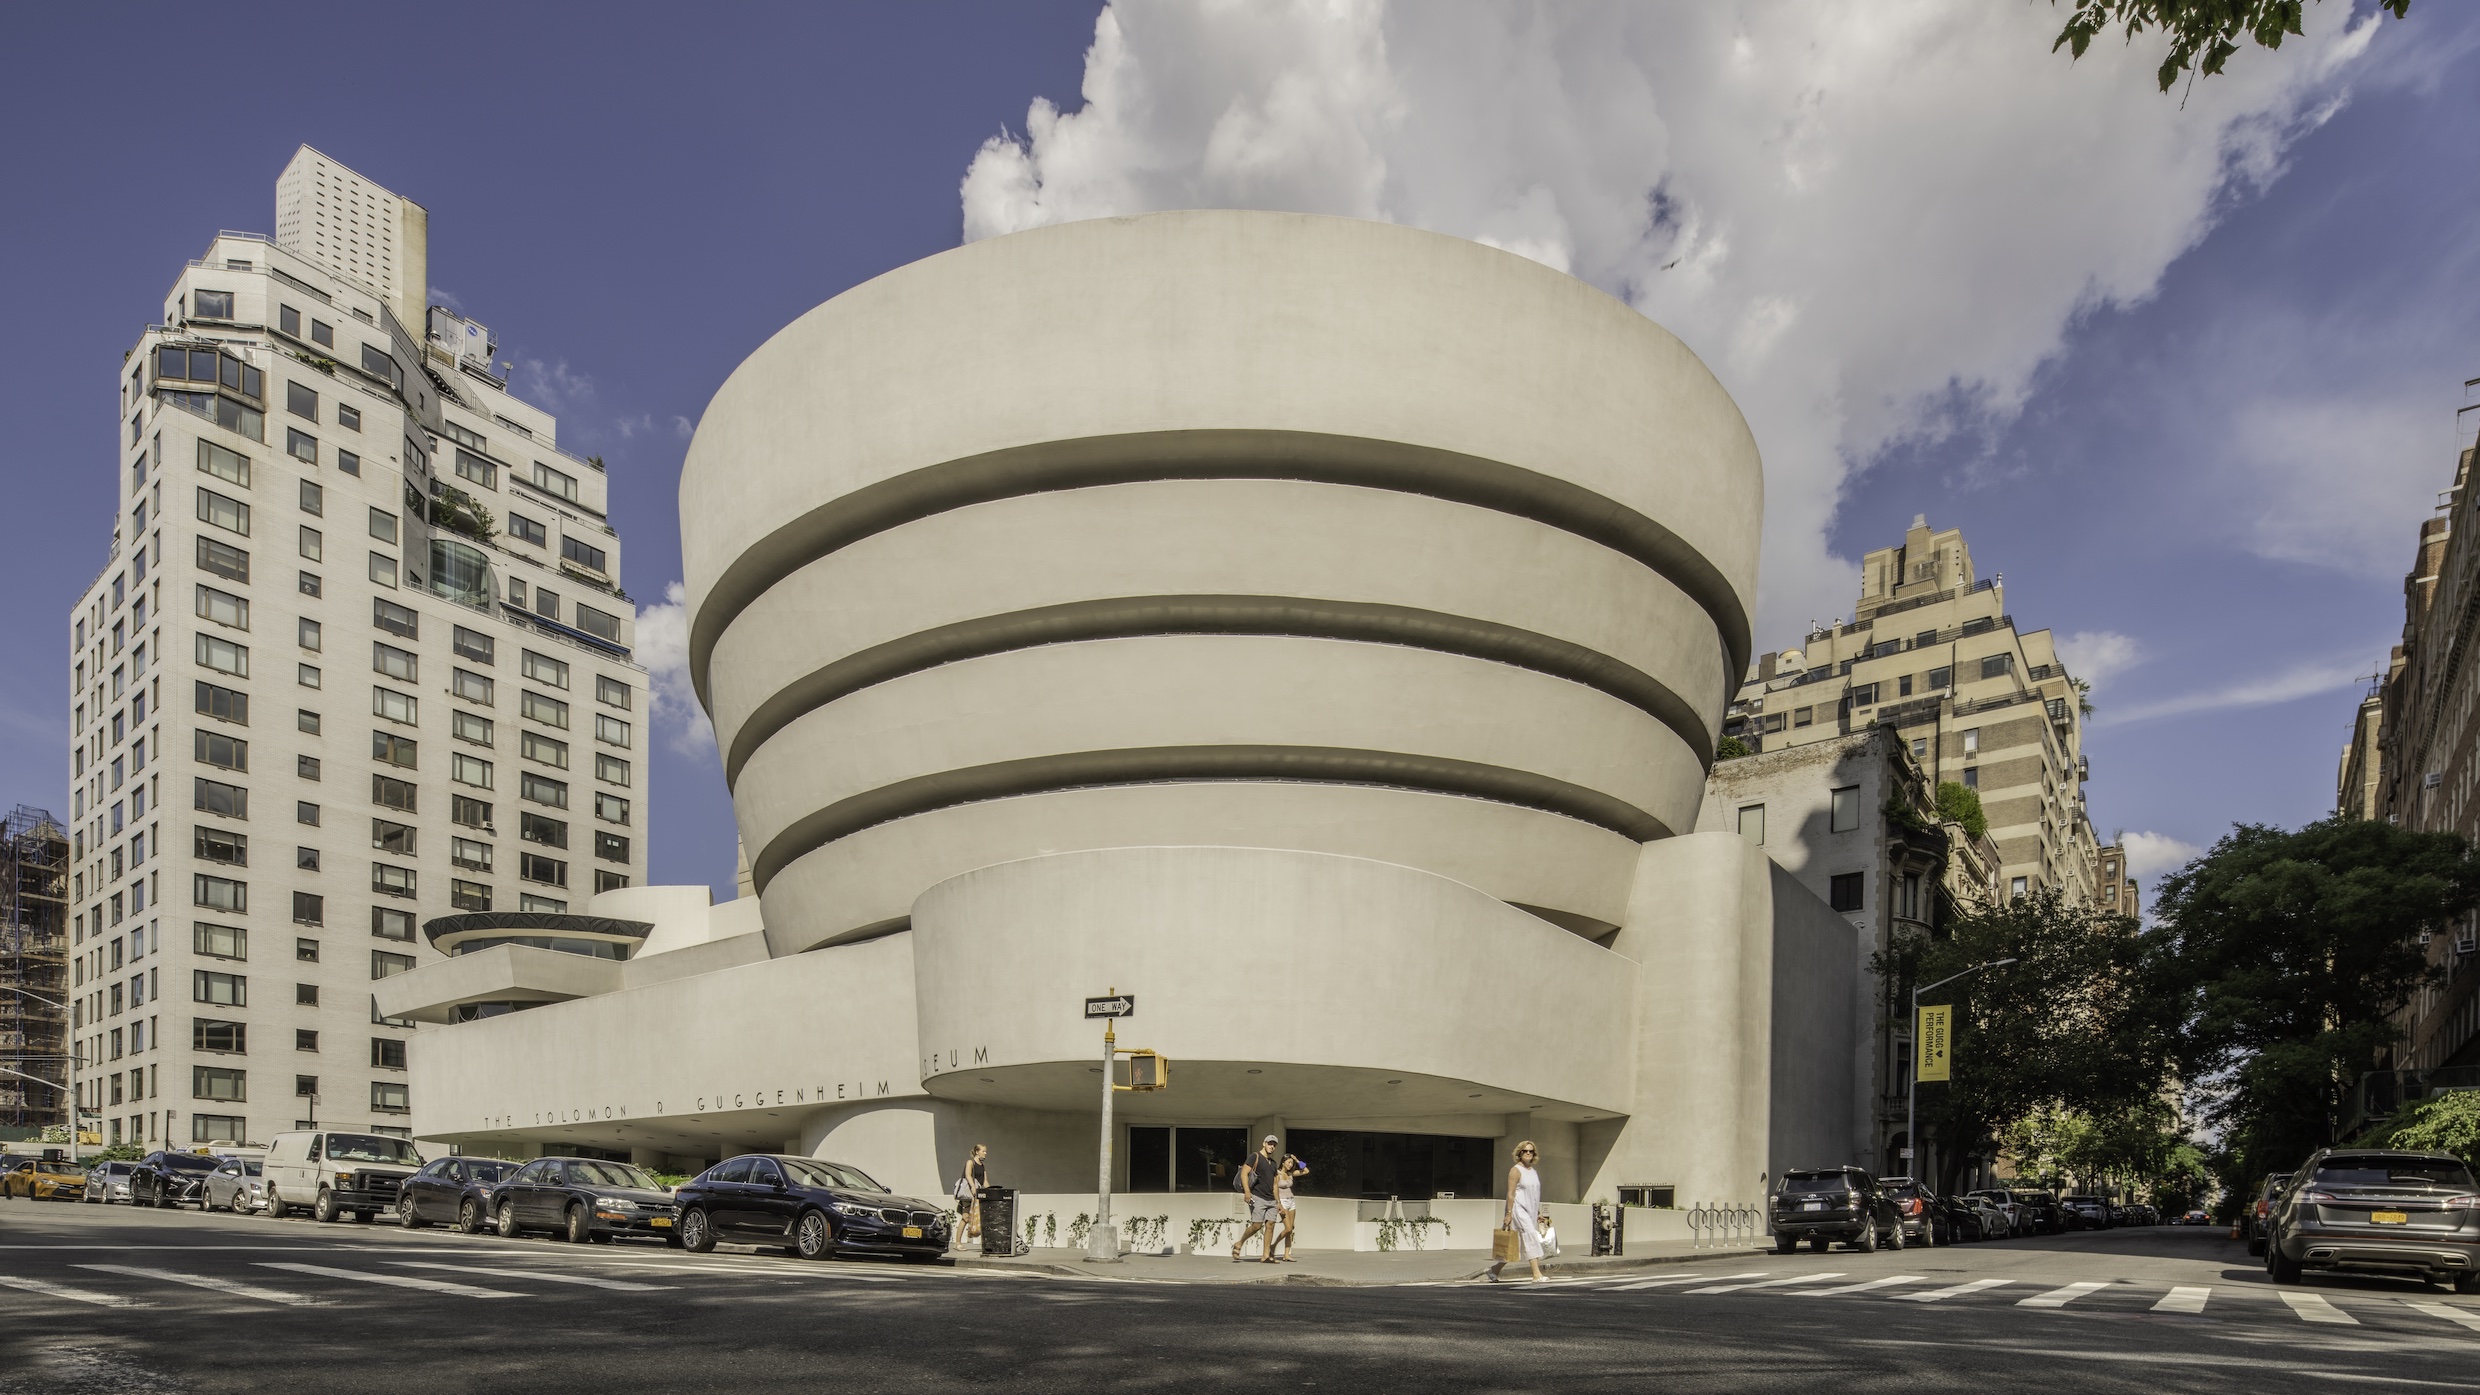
952, 1143, 987, 1250
1232, 1135, 1283, 1263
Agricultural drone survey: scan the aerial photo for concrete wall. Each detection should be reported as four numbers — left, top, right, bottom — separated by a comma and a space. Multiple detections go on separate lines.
1767, 863, 1863, 1181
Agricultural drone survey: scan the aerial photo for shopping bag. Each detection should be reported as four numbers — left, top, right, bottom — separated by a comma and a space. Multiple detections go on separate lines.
1492, 1227, 1522, 1262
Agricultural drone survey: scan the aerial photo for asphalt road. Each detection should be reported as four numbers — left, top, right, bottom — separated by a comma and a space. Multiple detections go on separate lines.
8, 1201, 2480, 1394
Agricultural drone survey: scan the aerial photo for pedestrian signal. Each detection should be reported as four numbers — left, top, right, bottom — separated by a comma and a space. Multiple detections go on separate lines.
1125, 1050, 1168, 1091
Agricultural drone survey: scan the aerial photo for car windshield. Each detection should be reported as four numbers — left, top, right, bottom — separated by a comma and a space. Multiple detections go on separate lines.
2259, 1174, 2293, 1197
241, 1161, 262, 1176
39, 1162, 82, 1175
1779, 1173, 1852, 1194
781, 1158, 890, 1193
325, 1134, 421, 1165
467, 1161, 517, 1182
161, 1154, 217, 1172
1883, 1182, 1921, 1199
2010, 1192, 2051, 1204
2313, 1158, 2478, 1190
567, 1161, 660, 1189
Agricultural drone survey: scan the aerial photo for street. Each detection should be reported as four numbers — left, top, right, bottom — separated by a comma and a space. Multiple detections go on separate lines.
7, 1204, 2480, 1393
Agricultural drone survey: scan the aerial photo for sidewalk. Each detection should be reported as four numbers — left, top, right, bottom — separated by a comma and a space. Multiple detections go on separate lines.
952, 1238, 1773, 1285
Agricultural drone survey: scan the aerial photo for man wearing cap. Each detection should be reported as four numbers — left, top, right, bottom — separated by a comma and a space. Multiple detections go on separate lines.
1233, 1134, 1284, 1264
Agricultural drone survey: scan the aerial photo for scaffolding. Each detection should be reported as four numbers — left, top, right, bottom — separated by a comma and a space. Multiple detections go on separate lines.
0, 805, 68, 1130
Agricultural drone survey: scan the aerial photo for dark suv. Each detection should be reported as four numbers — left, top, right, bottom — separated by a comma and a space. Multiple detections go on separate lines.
2245, 1172, 2295, 1256
674, 1154, 952, 1262
1770, 1167, 1905, 1253
2266, 1149, 2480, 1292
2010, 1189, 2067, 1236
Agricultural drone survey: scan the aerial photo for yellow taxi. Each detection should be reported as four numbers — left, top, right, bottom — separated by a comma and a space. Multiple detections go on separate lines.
2, 1158, 89, 1201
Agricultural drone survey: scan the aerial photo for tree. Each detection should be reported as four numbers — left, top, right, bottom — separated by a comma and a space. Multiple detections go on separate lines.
2053, 0, 2410, 94
1935, 782, 1989, 841
2146, 817, 2480, 1199
1714, 735, 1752, 760
1881, 889, 2170, 1195
2363, 1090, 2480, 1165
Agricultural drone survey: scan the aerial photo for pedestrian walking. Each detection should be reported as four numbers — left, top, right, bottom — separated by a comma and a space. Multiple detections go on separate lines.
952, 1143, 987, 1250
1273, 1154, 1307, 1261
1486, 1140, 1547, 1283
1233, 1135, 1283, 1263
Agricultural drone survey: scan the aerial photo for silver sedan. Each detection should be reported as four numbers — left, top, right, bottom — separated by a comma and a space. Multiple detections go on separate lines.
83, 1160, 134, 1204
201, 1158, 267, 1213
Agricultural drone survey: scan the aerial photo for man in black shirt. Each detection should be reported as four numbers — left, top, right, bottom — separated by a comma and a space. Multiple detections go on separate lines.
1233, 1134, 1283, 1264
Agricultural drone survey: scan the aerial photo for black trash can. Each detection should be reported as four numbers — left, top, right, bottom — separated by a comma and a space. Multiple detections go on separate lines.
980, 1186, 1017, 1256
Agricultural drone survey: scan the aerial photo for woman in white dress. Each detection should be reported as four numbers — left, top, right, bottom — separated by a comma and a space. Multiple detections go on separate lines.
1487, 1140, 1546, 1283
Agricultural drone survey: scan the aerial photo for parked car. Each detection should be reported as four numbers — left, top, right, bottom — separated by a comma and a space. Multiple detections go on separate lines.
2009, 1189, 2067, 1236
1928, 1191, 1985, 1242
2061, 1194, 2113, 1230
1961, 1192, 2013, 1239
2266, 1149, 2480, 1292
1767, 1166, 1906, 1253
674, 1153, 953, 1261
264, 1130, 425, 1223
1966, 1190, 2026, 1236
2245, 1172, 2295, 1256
2180, 1209, 2212, 1226
396, 1155, 522, 1233
2, 1158, 88, 1201
202, 1158, 267, 1213
83, 1160, 134, 1204
129, 1150, 218, 1208
1878, 1176, 1944, 1246
489, 1156, 680, 1244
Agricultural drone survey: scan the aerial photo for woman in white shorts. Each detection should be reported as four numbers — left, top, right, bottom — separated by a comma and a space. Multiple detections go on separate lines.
1274, 1155, 1306, 1260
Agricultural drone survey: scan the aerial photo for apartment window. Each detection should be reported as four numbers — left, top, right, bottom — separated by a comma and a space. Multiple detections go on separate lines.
507, 577, 526, 608
295, 936, 319, 963
452, 710, 494, 747
193, 778, 248, 820
1898, 675, 1914, 698
1793, 707, 1813, 728
371, 1037, 407, 1071
192, 1066, 246, 1103
1828, 872, 1865, 913
371, 774, 416, 813
1911, 737, 1927, 759
297, 709, 321, 737
452, 626, 494, 664
453, 449, 497, 490
373, 687, 417, 725
193, 729, 247, 772
297, 663, 321, 690
195, 681, 248, 726
193, 873, 246, 912
521, 690, 570, 728
1962, 767, 1979, 789
593, 870, 630, 893
595, 792, 631, 826
1927, 666, 1951, 689
518, 853, 567, 888
535, 588, 560, 622
295, 1074, 318, 1099
451, 669, 495, 705
1762, 712, 1785, 733
296, 1029, 318, 1051
1897, 874, 1923, 922
337, 450, 359, 476
451, 795, 493, 830
451, 752, 494, 789
1830, 785, 1861, 834
368, 507, 397, 545
317, 323, 338, 352
373, 642, 418, 682
194, 825, 247, 866
559, 535, 606, 573
1961, 728, 1980, 756
595, 675, 631, 709
593, 714, 631, 749
1736, 804, 1764, 845
372, 907, 415, 942
296, 983, 318, 1006
299, 525, 322, 561
529, 461, 578, 502
371, 820, 417, 856
193, 969, 245, 1006
521, 812, 568, 848
286, 381, 318, 420
2045, 697, 2068, 723
522, 732, 569, 769
594, 830, 629, 863
521, 650, 569, 689
507, 513, 547, 547
298, 617, 322, 652
2010, 876, 2029, 898
594, 754, 630, 787
372, 1082, 410, 1114
370, 863, 416, 898
293, 890, 323, 926
295, 847, 321, 873
369, 552, 397, 588
192, 921, 245, 960
372, 731, 417, 769
1980, 654, 2013, 681
285, 428, 318, 464
193, 1018, 245, 1054
450, 880, 491, 913
371, 950, 415, 980
279, 305, 300, 337
196, 438, 251, 487
1849, 683, 1878, 707
297, 754, 322, 781
450, 837, 493, 872
195, 633, 248, 678
196, 535, 250, 583
373, 597, 419, 639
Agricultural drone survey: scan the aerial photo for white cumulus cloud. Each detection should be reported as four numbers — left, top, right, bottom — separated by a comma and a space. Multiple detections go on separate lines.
2120, 829, 2204, 884
2057, 630, 2144, 691
635, 581, 715, 755
959, 0, 2380, 642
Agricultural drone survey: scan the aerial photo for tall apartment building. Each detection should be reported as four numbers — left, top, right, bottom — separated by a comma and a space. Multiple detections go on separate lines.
0, 807, 69, 1130
2092, 841, 2141, 920
1722, 516, 2103, 905
65, 147, 648, 1150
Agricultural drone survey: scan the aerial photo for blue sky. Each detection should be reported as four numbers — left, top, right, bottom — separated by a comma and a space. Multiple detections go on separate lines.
4, 2, 2474, 899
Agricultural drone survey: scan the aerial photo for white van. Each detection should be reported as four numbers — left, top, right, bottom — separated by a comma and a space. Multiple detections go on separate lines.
263, 1130, 425, 1223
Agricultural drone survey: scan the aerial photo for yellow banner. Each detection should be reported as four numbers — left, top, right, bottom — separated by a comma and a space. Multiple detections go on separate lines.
1916, 1004, 1953, 1083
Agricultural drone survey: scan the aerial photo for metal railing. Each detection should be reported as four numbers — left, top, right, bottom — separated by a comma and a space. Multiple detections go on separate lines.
1687, 1202, 1764, 1249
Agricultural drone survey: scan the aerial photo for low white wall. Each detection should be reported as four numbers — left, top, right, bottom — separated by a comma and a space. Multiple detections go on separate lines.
998, 1193, 1605, 1254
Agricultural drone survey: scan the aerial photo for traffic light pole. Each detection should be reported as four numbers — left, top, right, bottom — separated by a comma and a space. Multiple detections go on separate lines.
1090, 1017, 1120, 1263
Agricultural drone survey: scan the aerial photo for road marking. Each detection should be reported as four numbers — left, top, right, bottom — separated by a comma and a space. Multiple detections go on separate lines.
2403, 1300, 2480, 1332
0, 1274, 143, 1307
2278, 1290, 2358, 1325
1598, 1271, 1764, 1291
256, 1262, 521, 1298
590, 1260, 906, 1282
1805, 1275, 1926, 1296
77, 1264, 331, 1307
2019, 1281, 2111, 1308
1689, 1272, 1845, 1295
1900, 1279, 2013, 1303
2151, 1286, 2211, 1314
386, 1261, 674, 1292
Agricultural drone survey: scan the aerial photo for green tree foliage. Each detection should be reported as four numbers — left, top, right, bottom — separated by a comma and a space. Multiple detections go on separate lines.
2146, 818, 2480, 1196
1934, 782, 1988, 841
1881, 889, 2168, 1195
2361, 1090, 2480, 1166
1714, 735, 1752, 760
2053, 0, 2410, 94
2007, 1102, 2209, 1207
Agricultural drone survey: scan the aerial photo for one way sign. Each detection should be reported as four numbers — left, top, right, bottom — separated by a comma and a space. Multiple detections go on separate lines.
1084, 995, 1136, 1019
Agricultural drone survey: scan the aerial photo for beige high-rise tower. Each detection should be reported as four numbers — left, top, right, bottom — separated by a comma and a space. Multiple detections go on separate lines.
274, 146, 429, 332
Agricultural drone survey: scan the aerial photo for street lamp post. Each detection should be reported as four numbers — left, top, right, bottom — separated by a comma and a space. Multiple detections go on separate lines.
0, 983, 80, 1163
1905, 958, 2016, 1191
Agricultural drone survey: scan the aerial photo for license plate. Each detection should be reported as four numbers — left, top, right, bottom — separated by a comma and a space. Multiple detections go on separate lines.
1802, 1202, 1823, 1211
902, 1226, 924, 1238
2372, 1211, 2410, 1225
649, 1217, 673, 1228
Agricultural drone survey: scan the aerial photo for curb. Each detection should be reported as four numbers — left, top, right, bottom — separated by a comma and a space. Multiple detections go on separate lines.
948, 1242, 1775, 1287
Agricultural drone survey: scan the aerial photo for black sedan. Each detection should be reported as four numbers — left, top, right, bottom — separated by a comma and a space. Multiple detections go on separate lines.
490, 1156, 679, 1244
129, 1150, 219, 1208
676, 1154, 952, 1261
396, 1155, 522, 1233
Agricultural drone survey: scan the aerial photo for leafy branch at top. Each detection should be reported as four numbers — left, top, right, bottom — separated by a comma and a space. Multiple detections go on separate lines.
2052, 0, 2410, 94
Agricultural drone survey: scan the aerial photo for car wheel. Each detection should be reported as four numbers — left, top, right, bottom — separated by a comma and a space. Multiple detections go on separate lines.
314, 1189, 341, 1224
565, 1204, 593, 1244
1775, 1233, 1798, 1255
398, 1195, 427, 1229
265, 1189, 288, 1220
2456, 1272, 2480, 1296
156, 1188, 176, 1211
2268, 1246, 2302, 1285
794, 1209, 835, 1261
457, 1198, 483, 1235
1856, 1222, 1879, 1254
497, 1202, 522, 1239
1889, 1222, 1906, 1251
680, 1207, 717, 1254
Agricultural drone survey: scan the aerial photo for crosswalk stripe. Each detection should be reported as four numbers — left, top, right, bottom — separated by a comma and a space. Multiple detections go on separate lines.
0, 1273, 143, 1307
1804, 1275, 1925, 1296
2279, 1291, 2358, 1325
256, 1262, 521, 1298
2403, 1300, 2480, 1331
2151, 1285, 2211, 1314
1689, 1272, 1845, 1295
1599, 1272, 1762, 1291
593, 1260, 905, 1282
77, 1264, 330, 1307
1900, 1278, 2013, 1303
386, 1262, 673, 1292
2019, 1281, 2111, 1308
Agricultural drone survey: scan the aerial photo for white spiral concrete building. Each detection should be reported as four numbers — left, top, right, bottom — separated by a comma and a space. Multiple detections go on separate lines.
388, 213, 1865, 1245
